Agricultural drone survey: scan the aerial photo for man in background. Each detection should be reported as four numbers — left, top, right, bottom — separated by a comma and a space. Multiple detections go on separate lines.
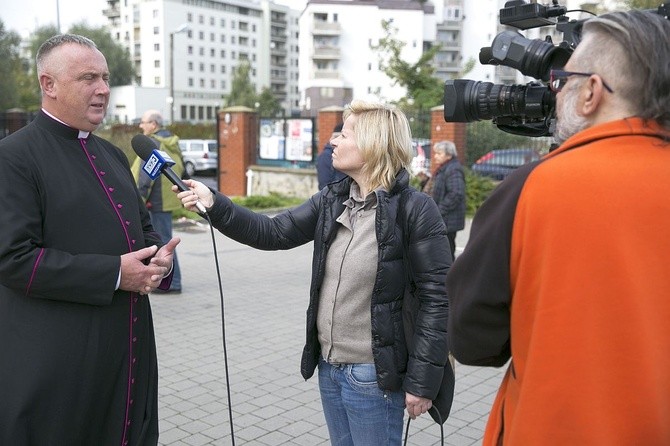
133, 109, 184, 293
316, 122, 346, 189
447, 10, 670, 445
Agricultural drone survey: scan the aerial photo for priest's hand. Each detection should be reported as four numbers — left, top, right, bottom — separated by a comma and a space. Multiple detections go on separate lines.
150, 237, 181, 274
119, 245, 168, 295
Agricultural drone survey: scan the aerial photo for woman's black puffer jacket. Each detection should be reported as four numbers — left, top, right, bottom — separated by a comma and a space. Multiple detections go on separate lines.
205, 169, 451, 402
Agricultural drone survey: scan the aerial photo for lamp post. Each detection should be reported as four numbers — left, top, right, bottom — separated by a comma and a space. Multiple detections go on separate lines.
169, 24, 190, 124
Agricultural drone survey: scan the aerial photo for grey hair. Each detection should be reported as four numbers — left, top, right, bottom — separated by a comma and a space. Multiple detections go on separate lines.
146, 110, 164, 127
36, 34, 98, 75
579, 10, 670, 128
433, 140, 457, 157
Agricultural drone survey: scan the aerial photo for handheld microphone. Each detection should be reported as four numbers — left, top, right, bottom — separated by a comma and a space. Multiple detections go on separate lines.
131, 134, 207, 215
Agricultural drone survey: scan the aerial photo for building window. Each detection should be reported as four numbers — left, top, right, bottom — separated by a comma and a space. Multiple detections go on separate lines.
154, 43, 160, 51
220, 18, 225, 27
220, 49, 226, 58
198, 15, 204, 24
154, 76, 160, 85
199, 31, 204, 40
154, 60, 160, 68
188, 78, 194, 86
188, 62, 193, 70
152, 9, 158, 18
188, 45, 193, 55
199, 79, 205, 87
199, 63, 204, 72
187, 13, 193, 22
153, 27, 159, 35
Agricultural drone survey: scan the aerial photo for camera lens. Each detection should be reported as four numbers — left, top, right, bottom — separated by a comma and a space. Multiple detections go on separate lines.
444, 79, 554, 123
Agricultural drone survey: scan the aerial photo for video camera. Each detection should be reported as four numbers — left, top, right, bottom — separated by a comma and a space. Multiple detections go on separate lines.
443, 1, 669, 137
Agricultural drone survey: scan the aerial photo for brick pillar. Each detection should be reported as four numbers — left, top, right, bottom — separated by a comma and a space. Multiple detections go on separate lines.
430, 105, 467, 173
317, 106, 344, 154
217, 106, 257, 196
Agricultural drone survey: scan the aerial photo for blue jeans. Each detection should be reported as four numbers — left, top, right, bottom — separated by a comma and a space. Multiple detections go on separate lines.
318, 359, 405, 446
149, 211, 181, 290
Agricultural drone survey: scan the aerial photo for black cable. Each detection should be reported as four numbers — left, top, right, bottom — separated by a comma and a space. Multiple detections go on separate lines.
403, 407, 444, 445
203, 212, 236, 445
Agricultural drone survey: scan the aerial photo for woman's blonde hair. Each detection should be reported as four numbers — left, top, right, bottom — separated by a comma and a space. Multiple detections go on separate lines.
343, 99, 413, 191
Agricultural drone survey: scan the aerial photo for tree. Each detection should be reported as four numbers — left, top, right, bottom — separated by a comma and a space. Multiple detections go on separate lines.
256, 87, 282, 117
0, 20, 23, 111
371, 19, 444, 109
224, 61, 257, 108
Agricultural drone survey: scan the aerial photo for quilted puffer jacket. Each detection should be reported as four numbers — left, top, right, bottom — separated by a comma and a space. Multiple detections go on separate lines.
206, 169, 452, 407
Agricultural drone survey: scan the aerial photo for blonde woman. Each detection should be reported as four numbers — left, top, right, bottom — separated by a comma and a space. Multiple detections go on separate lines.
176, 100, 453, 445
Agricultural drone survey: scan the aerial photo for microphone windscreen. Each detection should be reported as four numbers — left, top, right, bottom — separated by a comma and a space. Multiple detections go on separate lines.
131, 134, 157, 161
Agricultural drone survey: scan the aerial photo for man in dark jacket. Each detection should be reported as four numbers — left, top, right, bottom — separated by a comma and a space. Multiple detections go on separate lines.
316, 123, 346, 189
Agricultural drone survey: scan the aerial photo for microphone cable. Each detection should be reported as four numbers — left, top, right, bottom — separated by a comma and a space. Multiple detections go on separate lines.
202, 211, 236, 445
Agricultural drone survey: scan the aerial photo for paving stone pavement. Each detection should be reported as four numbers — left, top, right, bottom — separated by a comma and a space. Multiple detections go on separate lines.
150, 217, 506, 445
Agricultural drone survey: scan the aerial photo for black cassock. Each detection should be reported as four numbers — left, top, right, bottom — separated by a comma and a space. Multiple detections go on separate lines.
0, 112, 166, 445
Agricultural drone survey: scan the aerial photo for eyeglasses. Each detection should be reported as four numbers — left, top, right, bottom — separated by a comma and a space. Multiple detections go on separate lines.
549, 69, 614, 94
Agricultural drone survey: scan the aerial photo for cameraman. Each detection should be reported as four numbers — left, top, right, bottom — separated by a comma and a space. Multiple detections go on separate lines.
447, 10, 670, 445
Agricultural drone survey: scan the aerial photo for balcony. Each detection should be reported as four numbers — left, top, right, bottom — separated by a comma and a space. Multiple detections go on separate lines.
312, 21, 341, 36
312, 46, 340, 59
314, 70, 340, 80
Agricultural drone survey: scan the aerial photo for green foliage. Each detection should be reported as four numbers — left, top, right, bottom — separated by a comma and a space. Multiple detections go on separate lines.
224, 61, 257, 108
464, 168, 496, 215
0, 21, 22, 111
371, 19, 443, 109
231, 192, 304, 210
224, 61, 282, 117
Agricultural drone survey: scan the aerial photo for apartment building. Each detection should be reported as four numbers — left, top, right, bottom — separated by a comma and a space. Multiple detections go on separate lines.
103, 0, 300, 124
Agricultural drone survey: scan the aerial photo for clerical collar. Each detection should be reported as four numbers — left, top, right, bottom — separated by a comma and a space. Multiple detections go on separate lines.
41, 108, 90, 139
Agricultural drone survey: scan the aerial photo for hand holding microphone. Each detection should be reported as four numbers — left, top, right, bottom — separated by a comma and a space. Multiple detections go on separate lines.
131, 134, 209, 214
174, 179, 215, 213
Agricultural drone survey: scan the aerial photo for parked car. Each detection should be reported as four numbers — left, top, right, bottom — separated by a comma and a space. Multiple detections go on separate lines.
178, 139, 218, 177
471, 148, 541, 181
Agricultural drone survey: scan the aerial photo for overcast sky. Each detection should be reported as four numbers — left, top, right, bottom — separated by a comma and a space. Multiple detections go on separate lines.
1, 0, 306, 38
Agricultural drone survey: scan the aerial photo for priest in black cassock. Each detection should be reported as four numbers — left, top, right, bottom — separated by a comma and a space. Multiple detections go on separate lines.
0, 35, 180, 445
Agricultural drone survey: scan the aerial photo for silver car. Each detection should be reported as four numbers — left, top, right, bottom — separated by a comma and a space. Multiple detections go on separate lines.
178, 139, 218, 177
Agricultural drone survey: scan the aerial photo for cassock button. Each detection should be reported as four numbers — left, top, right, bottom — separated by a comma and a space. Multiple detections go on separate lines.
132, 357, 136, 364
130, 399, 134, 405
91, 155, 96, 159
108, 187, 114, 192
127, 420, 131, 426
131, 378, 135, 384
117, 204, 123, 209
125, 220, 131, 226
133, 316, 138, 323
133, 297, 138, 303
131, 239, 136, 245
132, 337, 137, 343
100, 171, 106, 175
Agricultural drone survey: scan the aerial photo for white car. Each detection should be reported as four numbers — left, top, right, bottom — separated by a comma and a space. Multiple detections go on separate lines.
178, 139, 218, 177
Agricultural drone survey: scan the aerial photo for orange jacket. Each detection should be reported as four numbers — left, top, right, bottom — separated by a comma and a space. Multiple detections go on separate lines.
448, 118, 670, 445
